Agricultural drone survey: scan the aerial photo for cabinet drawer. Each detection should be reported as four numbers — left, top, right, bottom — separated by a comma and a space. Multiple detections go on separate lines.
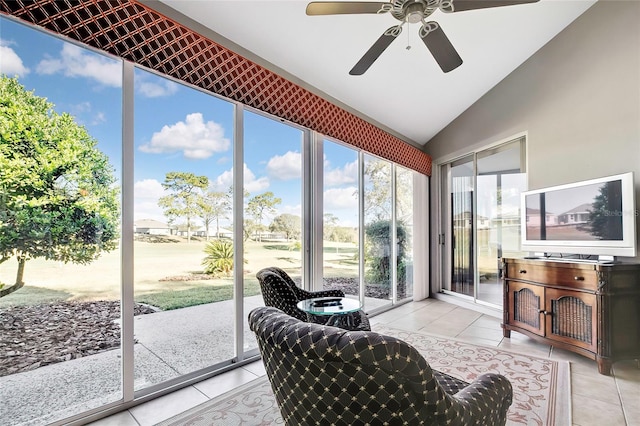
507, 263, 597, 290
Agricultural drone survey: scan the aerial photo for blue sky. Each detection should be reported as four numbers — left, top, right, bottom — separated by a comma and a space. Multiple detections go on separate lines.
1, 17, 360, 228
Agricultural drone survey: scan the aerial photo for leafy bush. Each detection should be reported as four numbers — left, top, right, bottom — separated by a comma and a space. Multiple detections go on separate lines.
202, 239, 234, 276
364, 220, 407, 285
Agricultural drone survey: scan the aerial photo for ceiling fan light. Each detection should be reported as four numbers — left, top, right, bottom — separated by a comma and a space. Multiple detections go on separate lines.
407, 10, 423, 23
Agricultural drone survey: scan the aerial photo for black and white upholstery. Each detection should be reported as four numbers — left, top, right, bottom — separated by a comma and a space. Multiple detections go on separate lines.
256, 267, 370, 330
249, 306, 513, 426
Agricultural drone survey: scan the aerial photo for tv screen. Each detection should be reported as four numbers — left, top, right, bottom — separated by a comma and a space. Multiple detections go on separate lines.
521, 172, 636, 258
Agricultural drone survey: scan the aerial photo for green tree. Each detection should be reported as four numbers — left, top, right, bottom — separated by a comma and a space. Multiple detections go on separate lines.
364, 220, 407, 286
246, 191, 281, 242
196, 187, 231, 240
364, 159, 392, 221
0, 76, 119, 297
323, 213, 339, 242
270, 213, 301, 240
586, 182, 623, 240
158, 172, 208, 243
243, 218, 259, 242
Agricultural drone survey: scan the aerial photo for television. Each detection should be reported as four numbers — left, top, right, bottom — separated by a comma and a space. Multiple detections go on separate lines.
520, 172, 637, 260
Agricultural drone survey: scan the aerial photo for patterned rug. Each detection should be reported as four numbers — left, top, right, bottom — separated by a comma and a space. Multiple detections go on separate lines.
159, 326, 570, 426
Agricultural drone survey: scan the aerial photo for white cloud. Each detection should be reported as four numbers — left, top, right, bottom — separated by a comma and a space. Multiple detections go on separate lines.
214, 163, 270, 194
266, 151, 301, 180
134, 179, 166, 221
0, 41, 29, 76
36, 43, 121, 87
279, 204, 302, 216
91, 111, 107, 125
67, 101, 107, 126
325, 159, 358, 187
136, 78, 179, 98
139, 113, 231, 160
324, 186, 358, 210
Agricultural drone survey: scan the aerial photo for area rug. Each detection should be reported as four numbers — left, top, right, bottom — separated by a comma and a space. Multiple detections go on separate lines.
159, 326, 570, 426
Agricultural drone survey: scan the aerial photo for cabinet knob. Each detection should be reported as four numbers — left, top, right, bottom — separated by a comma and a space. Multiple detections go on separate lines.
538, 310, 549, 315
519, 269, 527, 274
574, 276, 584, 281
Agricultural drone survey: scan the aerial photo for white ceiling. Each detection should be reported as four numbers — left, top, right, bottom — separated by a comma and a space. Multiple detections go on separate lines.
155, 0, 596, 146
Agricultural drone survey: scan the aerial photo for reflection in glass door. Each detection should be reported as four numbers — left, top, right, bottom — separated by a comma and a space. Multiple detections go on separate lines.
448, 156, 475, 297
476, 144, 527, 305
442, 138, 527, 306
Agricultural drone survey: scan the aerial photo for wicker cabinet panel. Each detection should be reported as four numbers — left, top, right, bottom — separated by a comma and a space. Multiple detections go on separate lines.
502, 258, 640, 375
545, 289, 597, 352
507, 281, 544, 336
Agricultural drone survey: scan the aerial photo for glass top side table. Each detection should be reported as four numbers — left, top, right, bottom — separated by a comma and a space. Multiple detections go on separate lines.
297, 297, 367, 331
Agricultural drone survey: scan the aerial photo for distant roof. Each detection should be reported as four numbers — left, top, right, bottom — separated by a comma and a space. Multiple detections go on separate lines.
134, 219, 170, 229
560, 203, 593, 215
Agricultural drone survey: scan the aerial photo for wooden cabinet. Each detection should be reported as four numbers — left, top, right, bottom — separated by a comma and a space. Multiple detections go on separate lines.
502, 258, 640, 375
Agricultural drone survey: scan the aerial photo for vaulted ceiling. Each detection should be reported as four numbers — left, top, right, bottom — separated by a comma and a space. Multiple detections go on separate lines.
152, 0, 597, 147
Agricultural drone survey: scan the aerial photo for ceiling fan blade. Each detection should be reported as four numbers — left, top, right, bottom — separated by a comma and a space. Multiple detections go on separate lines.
306, 2, 389, 15
450, 0, 539, 13
419, 22, 463, 73
350, 26, 401, 75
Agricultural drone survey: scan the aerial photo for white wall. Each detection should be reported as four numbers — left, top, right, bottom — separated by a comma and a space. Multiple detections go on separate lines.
426, 0, 640, 270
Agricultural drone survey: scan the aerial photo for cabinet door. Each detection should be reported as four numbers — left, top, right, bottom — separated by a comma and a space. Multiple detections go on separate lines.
545, 288, 597, 352
507, 281, 545, 336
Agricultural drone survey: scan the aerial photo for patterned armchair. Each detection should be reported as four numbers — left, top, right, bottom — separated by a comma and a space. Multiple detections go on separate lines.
256, 267, 370, 330
249, 306, 513, 426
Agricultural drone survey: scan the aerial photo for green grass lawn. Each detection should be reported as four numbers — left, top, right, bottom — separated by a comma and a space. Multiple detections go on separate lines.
0, 238, 358, 310
135, 280, 261, 311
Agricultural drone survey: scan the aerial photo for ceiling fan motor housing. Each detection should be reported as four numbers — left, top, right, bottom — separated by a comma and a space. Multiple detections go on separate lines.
390, 0, 439, 22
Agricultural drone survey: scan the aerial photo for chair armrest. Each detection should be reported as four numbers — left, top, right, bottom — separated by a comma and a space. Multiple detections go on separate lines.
452, 373, 513, 425
305, 289, 345, 298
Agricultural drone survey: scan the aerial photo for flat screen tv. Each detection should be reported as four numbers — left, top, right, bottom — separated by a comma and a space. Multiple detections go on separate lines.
521, 172, 637, 259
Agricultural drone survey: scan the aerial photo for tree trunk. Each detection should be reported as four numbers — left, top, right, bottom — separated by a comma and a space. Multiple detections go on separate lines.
0, 257, 25, 298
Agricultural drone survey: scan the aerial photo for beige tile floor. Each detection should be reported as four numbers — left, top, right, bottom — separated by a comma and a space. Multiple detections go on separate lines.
90, 298, 640, 426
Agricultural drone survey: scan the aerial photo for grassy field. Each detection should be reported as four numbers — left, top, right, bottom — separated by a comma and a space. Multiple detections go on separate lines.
0, 238, 359, 309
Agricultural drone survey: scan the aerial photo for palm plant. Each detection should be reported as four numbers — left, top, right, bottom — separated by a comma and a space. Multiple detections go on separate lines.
202, 239, 234, 276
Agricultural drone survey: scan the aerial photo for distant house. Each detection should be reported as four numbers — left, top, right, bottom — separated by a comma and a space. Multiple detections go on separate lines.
558, 203, 593, 225
134, 219, 171, 235
453, 211, 490, 229
525, 207, 558, 227
216, 228, 233, 239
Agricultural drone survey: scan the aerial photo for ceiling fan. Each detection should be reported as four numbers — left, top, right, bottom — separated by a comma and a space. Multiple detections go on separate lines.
306, 0, 540, 75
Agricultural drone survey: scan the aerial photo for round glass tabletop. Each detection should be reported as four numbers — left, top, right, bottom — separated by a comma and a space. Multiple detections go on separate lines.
297, 297, 362, 316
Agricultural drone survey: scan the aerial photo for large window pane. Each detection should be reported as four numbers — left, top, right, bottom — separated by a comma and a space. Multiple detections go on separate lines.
133, 68, 235, 389
397, 166, 414, 302
243, 110, 303, 351
0, 18, 123, 423
322, 140, 359, 296
364, 155, 393, 310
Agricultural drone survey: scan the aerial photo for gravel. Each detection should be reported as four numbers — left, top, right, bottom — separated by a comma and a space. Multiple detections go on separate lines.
0, 301, 155, 377
0, 278, 401, 377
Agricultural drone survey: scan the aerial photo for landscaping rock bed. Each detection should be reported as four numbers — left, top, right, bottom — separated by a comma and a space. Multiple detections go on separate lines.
0, 278, 403, 378
0, 301, 155, 377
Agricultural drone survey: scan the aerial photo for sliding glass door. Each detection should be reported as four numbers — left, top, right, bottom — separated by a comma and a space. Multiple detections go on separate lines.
447, 156, 475, 297
441, 138, 527, 306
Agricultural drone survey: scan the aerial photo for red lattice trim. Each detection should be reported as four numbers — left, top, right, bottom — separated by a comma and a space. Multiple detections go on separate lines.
0, 0, 431, 175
